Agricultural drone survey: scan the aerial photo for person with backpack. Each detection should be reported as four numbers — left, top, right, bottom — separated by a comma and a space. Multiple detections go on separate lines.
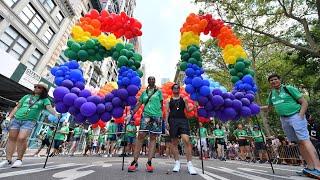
127, 76, 163, 173
263, 74, 320, 178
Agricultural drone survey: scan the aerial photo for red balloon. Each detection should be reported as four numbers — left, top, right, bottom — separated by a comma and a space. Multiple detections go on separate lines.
92, 123, 99, 128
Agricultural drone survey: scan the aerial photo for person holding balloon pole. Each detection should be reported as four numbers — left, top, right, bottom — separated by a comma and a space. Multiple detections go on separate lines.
0, 83, 59, 168
164, 83, 198, 175
127, 76, 163, 173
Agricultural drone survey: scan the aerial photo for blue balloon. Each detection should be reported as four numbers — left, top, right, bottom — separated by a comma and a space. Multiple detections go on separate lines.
242, 75, 253, 84
184, 77, 193, 85
130, 76, 141, 86
185, 68, 195, 77
70, 69, 83, 81
54, 77, 64, 86
50, 66, 58, 76
202, 80, 210, 87
199, 86, 210, 96
55, 70, 64, 77
122, 77, 130, 86
192, 77, 203, 88
68, 60, 79, 69
185, 84, 195, 94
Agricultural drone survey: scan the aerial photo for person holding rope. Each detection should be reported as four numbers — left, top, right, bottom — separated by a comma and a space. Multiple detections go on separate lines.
262, 74, 320, 178
164, 83, 197, 175
127, 76, 163, 173
0, 83, 58, 168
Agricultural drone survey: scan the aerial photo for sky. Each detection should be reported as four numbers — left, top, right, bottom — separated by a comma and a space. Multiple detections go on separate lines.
134, 0, 200, 85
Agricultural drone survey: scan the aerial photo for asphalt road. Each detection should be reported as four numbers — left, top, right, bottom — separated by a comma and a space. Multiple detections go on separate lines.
0, 155, 313, 180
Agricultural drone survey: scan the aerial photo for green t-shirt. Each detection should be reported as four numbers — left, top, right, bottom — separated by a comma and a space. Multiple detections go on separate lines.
98, 134, 106, 144
214, 129, 225, 138
252, 130, 264, 143
233, 129, 247, 139
73, 127, 83, 138
45, 128, 53, 139
86, 130, 93, 141
268, 85, 302, 116
139, 89, 163, 117
54, 126, 69, 141
190, 135, 197, 145
208, 137, 215, 145
126, 124, 136, 137
199, 127, 207, 138
15, 95, 51, 121
107, 123, 117, 138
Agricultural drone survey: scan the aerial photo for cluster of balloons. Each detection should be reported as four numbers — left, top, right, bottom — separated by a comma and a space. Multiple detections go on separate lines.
51, 9, 145, 126
50, 60, 85, 86
179, 13, 261, 123
204, 75, 228, 93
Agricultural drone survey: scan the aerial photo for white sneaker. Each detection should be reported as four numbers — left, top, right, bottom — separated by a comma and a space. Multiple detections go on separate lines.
11, 160, 22, 168
187, 161, 197, 175
34, 154, 41, 157
172, 161, 180, 172
0, 160, 11, 167
103, 154, 109, 157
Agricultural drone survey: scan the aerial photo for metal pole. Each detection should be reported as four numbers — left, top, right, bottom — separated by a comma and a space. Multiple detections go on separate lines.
43, 120, 60, 168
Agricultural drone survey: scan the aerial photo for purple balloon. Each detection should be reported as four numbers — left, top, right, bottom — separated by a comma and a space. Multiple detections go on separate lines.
55, 102, 68, 113
232, 99, 243, 110
127, 96, 137, 106
127, 85, 139, 96
79, 89, 91, 98
80, 102, 97, 117
61, 80, 74, 89
208, 110, 215, 117
212, 88, 223, 96
112, 107, 124, 118
75, 82, 85, 90
204, 101, 214, 111
71, 87, 81, 95
198, 96, 209, 106
197, 108, 208, 118
224, 98, 233, 107
105, 93, 115, 102
63, 93, 78, 106
101, 112, 112, 122
245, 93, 255, 102
53, 87, 70, 101
88, 114, 100, 124
241, 98, 251, 106
87, 95, 102, 104
96, 103, 106, 114
241, 106, 252, 117
249, 103, 260, 115
117, 88, 129, 100
212, 95, 224, 107
229, 93, 235, 100
222, 93, 230, 99
223, 107, 237, 120
234, 92, 244, 99
105, 102, 113, 112
74, 97, 87, 109
68, 106, 79, 115
112, 97, 122, 107
74, 114, 86, 123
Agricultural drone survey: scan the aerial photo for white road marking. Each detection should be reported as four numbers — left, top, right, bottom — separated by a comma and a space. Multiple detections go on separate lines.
208, 166, 270, 180
224, 160, 301, 172
238, 167, 296, 179
194, 167, 230, 180
52, 165, 95, 180
0, 162, 54, 170
0, 163, 81, 178
102, 163, 112, 167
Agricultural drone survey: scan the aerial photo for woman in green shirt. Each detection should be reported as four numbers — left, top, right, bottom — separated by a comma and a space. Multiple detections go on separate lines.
233, 123, 249, 161
69, 124, 84, 156
51, 121, 69, 157
0, 83, 58, 168
214, 124, 226, 161
252, 125, 268, 163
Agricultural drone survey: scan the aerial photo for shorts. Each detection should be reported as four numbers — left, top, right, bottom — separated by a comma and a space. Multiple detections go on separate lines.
255, 142, 265, 151
100, 144, 105, 150
216, 138, 225, 145
139, 115, 162, 134
127, 136, 136, 144
53, 140, 64, 149
168, 118, 190, 138
9, 118, 36, 131
107, 135, 116, 141
41, 138, 50, 147
197, 138, 208, 151
280, 113, 309, 142
238, 139, 249, 147
72, 137, 80, 142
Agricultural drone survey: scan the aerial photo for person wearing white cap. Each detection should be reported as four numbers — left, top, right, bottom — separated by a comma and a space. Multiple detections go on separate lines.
0, 83, 58, 168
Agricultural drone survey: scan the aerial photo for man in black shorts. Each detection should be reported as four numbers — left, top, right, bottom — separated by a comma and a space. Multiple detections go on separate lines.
165, 83, 197, 175
34, 126, 54, 157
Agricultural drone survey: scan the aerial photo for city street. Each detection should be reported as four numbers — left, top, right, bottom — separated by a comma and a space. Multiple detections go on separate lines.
0, 156, 311, 180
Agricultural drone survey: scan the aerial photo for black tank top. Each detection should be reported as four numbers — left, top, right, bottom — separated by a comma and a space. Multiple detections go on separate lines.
169, 97, 186, 119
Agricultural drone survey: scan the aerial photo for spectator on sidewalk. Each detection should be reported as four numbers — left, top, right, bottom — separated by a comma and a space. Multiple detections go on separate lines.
126, 121, 137, 156
263, 74, 320, 177
0, 83, 58, 168
307, 114, 320, 156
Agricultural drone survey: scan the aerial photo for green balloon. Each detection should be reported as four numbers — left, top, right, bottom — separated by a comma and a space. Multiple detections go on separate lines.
179, 62, 188, 71
180, 50, 187, 56
120, 49, 129, 56
188, 46, 197, 55
137, 70, 143, 78
134, 61, 141, 69
181, 53, 190, 61
188, 58, 197, 64
244, 60, 252, 67
78, 50, 88, 61
235, 62, 245, 71
115, 43, 125, 51
118, 56, 128, 66
126, 51, 134, 58
228, 64, 234, 69
231, 76, 240, 84
127, 59, 134, 66
112, 51, 120, 60
191, 51, 201, 61
71, 43, 81, 52
86, 39, 95, 49
67, 39, 74, 47
197, 61, 203, 68
87, 49, 95, 56
229, 68, 237, 76
249, 69, 255, 77
133, 53, 142, 62
243, 68, 250, 75
237, 72, 244, 78
88, 55, 95, 62
125, 43, 134, 50
96, 54, 103, 61
236, 57, 245, 63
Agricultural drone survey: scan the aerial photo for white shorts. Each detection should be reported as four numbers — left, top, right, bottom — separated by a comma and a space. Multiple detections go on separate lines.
197, 138, 208, 151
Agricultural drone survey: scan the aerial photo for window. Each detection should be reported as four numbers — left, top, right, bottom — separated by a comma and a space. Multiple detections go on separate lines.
0, 26, 30, 60
56, 11, 64, 24
20, 4, 45, 33
39, 0, 56, 12
0, 15, 3, 20
42, 27, 54, 44
56, 54, 68, 65
3, 0, 19, 7
26, 49, 42, 70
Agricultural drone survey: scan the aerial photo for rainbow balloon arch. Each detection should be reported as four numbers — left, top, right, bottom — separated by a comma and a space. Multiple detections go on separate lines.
50, 10, 260, 127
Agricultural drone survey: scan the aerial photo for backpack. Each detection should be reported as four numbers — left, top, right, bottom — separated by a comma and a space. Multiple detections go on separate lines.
268, 85, 300, 105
